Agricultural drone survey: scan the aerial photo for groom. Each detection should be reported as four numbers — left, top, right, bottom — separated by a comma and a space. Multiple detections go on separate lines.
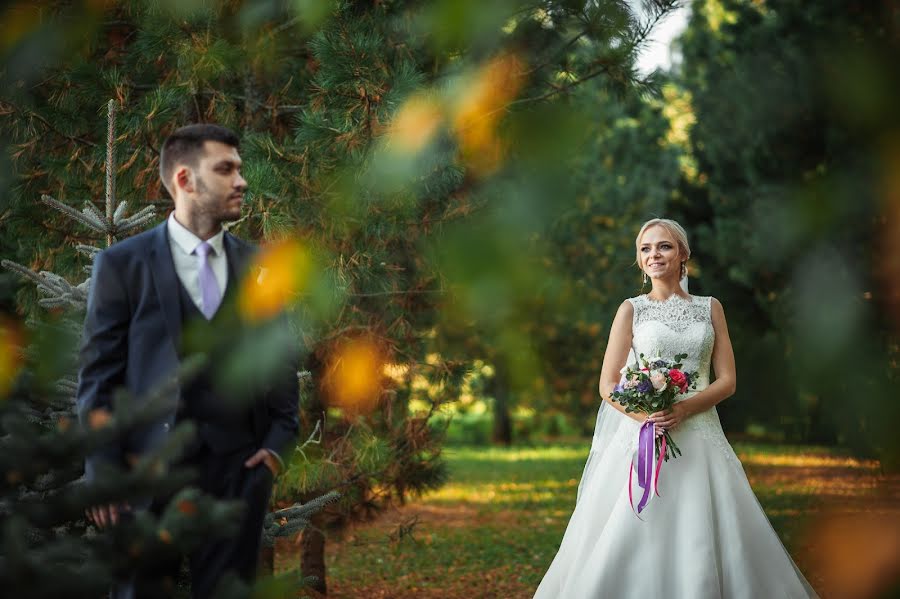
77, 124, 299, 598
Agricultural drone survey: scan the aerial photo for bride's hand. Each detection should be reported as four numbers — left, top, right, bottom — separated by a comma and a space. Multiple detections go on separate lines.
648, 402, 692, 432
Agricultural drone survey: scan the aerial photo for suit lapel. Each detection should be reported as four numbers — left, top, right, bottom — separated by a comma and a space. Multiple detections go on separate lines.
148, 221, 183, 348
223, 232, 255, 288
149, 226, 254, 350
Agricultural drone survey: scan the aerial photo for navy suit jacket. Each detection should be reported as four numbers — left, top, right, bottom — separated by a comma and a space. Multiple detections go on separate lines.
76, 221, 299, 482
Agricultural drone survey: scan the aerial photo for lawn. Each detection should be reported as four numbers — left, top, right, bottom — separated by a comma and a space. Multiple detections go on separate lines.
280, 442, 899, 599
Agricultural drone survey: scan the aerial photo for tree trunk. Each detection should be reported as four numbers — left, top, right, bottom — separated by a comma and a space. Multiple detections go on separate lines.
300, 356, 328, 594
491, 361, 513, 446
300, 521, 327, 595
258, 544, 274, 577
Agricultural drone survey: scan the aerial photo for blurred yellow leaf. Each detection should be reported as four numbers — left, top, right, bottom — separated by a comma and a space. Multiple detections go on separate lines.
388, 94, 444, 154
239, 239, 311, 323
322, 337, 385, 418
0, 4, 43, 53
0, 319, 23, 399
452, 53, 526, 174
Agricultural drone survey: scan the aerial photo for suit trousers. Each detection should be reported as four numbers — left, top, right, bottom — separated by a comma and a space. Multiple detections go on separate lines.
112, 444, 274, 599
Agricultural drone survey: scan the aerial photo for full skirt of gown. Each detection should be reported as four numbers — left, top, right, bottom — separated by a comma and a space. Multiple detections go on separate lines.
533, 402, 821, 599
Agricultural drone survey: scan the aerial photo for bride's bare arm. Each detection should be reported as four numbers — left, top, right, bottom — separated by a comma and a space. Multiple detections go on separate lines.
598, 301, 646, 424
656, 298, 737, 426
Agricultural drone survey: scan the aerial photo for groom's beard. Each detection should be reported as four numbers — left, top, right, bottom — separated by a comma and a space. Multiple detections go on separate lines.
194, 175, 241, 224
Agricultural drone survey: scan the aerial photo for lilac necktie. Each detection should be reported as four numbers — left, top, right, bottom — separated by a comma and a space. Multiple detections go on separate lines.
195, 241, 222, 319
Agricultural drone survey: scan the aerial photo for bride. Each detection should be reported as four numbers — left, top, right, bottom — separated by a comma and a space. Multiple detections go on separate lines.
534, 218, 820, 598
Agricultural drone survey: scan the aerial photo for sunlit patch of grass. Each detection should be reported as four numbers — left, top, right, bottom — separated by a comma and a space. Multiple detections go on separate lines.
738, 452, 880, 469
423, 479, 578, 507
444, 445, 589, 462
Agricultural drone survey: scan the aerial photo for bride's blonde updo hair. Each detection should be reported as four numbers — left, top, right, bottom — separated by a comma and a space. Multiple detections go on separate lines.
634, 218, 691, 279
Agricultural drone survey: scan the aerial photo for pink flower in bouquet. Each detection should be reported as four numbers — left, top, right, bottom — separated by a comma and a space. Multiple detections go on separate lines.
669, 369, 688, 393
623, 374, 639, 389
649, 370, 667, 392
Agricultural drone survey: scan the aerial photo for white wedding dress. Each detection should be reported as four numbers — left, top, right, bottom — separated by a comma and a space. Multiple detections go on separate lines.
534, 294, 820, 599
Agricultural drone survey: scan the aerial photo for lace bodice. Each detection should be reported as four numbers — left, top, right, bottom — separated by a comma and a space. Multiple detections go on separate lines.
627, 294, 715, 392
608, 293, 741, 469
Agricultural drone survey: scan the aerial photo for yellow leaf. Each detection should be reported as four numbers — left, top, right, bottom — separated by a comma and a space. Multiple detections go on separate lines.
322, 337, 385, 418
452, 53, 526, 175
238, 239, 311, 323
388, 94, 444, 153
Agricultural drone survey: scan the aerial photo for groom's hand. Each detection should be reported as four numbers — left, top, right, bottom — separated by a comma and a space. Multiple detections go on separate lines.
245, 448, 280, 476
85, 503, 129, 528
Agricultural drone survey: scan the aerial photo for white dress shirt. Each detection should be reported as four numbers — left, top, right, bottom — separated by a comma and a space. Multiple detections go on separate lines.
166, 212, 228, 314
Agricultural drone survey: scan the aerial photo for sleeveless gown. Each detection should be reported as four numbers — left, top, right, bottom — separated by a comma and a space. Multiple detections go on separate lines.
534, 294, 820, 599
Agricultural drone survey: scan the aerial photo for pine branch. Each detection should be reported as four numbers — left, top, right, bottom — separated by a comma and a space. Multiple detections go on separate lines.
630, 1, 683, 53
260, 490, 341, 547
39, 195, 107, 233
1, 260, 89, 309
55, 376, 78, 397
522, 29, 590, 77
116, 205, 157, 233
510, 58, 633, 106
113, 200, 127, 222
508, 1, 681, 107
81, 204, 107, 231
74, 244, 100, 258
0, 100, 99, 148
105, 100, 116, 248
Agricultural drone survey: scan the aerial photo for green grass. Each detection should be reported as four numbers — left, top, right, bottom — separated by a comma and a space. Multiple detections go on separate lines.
325, 445, 589, 592
322, 441, 884, 597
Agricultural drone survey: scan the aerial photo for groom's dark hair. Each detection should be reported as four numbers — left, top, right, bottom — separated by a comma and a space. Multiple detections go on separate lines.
159, 123, 240, 196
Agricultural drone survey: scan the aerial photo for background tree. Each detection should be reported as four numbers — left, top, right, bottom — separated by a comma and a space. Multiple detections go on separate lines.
673, 0, 900, 464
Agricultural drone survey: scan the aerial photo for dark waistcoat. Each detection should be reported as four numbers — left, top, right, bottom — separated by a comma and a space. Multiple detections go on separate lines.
175, 259, 257, 455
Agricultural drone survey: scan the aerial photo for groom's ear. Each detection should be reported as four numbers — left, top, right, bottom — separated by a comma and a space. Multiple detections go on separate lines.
173, 166, 195, 195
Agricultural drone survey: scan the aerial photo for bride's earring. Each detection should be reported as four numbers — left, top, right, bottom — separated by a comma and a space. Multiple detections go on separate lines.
642, 271, 648, 286
680, 262, 687, 279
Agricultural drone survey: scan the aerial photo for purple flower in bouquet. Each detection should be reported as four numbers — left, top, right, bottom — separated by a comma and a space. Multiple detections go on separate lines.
636, 379, 653, 394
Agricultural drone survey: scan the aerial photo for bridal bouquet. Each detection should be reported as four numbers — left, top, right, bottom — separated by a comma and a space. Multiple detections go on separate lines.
612, 352, 697, 461
611, 353, 697, 516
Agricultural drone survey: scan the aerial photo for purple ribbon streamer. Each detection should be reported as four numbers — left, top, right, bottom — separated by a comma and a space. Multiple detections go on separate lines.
635, 420, 655, 514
